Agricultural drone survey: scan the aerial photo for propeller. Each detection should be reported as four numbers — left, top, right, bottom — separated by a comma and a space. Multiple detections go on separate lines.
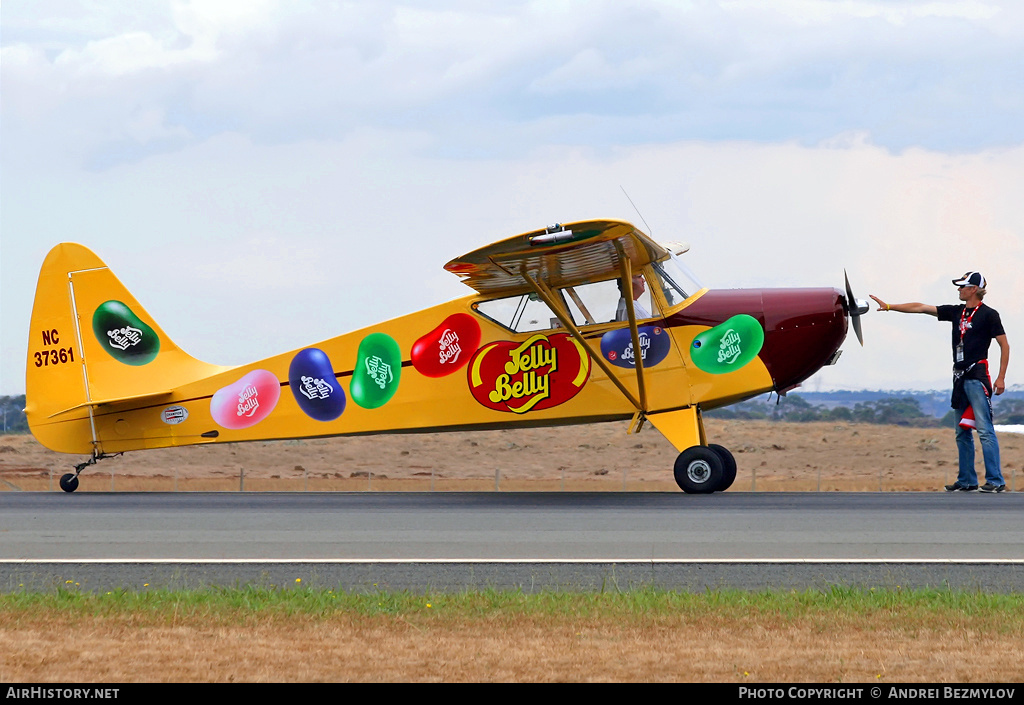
844, 269, 870, 346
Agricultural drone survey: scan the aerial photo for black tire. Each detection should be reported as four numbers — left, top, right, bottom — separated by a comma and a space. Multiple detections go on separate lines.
673, 446, 724, 494
59, 473, 79, 493
709, 444, 737, 492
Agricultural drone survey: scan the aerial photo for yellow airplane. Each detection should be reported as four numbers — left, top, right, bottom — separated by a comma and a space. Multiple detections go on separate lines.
26, 219, 867, 493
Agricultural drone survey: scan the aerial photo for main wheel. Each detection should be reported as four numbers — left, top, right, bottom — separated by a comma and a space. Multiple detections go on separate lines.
59, 473, 79, 493
708, 444, 737, 492
674, 446, 724, 494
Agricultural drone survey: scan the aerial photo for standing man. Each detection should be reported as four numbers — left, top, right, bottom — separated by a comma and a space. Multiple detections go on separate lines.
870, 272, 1010, 493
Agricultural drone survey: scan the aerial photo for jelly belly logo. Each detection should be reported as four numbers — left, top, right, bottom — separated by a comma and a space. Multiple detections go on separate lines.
237, 385, 260, 416
411, 313, 481, 378
108, 326, 142, 350
299, 376, 334, 401
365, 356, 393, 389
438, 330, 464, 366
600, 325, 671, 369
91, 300, 160, 366
468, 333, 590, 414
718, 329, 743, 364
690, 314, 764, 374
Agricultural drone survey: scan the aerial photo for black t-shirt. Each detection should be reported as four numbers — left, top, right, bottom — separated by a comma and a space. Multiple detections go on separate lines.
936, 303, 1005, 370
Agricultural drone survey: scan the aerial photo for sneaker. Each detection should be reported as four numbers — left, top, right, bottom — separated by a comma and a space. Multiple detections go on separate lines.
979, 483, 1007, 493
945, 483, 979, 492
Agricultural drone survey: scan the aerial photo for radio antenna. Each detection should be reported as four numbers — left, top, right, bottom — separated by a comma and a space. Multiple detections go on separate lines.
620, 186, 653, 236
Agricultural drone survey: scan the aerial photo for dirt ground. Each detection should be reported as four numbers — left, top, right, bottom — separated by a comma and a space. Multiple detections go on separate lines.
1, 420, 1021, 492
3, 611, 1022, 683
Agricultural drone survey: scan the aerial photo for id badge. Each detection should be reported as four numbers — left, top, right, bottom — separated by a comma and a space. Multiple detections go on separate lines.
956, 343, 964, 363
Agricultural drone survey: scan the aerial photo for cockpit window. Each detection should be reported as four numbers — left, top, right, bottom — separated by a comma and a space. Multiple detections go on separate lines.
474, 292, 561, 333
474, 274, 660, 333
650, 254, 704, 307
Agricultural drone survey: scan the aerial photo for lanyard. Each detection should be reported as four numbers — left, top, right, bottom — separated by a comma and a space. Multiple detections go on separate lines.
959, 303, 982, 343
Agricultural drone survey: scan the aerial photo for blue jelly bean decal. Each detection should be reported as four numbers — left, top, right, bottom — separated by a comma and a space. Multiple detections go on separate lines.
289, 348, 346, 421
600, 325, 671, 369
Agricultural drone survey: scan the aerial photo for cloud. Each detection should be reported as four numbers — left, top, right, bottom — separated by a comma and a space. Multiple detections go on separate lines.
734, 0, 1002, 25
4, 0, 1023, 169
3, 2, 1023, 393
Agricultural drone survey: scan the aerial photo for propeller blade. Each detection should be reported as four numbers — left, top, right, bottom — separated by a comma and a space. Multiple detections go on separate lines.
844, 269, 865, 346
851, 307, 864, 346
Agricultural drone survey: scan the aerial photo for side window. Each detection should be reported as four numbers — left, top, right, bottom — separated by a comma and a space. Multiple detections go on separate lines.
475, 275, 660, 333
560, 280, 620, 325
475, 293, 562, 333
564, 276, 658, 324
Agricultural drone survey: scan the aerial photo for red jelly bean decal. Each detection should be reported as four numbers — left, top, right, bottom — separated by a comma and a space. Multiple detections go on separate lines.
411, 313, 481, 378
210, 369, 281, 429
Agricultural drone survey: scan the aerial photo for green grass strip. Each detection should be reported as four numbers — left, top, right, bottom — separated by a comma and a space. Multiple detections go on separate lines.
2, 585, 1022, 622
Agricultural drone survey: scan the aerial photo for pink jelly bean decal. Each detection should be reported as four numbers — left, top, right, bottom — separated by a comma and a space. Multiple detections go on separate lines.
210, 369, 281, 429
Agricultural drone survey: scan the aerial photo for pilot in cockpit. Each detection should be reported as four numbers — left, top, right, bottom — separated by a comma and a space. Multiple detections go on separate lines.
615, 273, 652, 321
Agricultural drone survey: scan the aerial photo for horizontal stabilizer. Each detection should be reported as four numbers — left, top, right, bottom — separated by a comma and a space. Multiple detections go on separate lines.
47, 390, 173, 419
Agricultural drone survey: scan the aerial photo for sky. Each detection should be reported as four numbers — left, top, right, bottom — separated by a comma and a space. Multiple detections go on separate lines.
2, 0, 1023, 396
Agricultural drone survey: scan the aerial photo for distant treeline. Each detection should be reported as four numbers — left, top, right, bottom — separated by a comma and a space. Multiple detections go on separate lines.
707, 393, 1024, 427
1, 395, 28, 434
3, 392, 1024, 435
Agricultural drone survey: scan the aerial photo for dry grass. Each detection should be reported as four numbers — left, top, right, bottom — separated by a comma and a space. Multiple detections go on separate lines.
2, 590, 1022, 682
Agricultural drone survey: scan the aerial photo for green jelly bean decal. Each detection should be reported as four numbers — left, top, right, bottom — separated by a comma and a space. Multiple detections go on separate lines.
350, 332, 402, 409
690, 314, 764, 374
92, 300, 160, 366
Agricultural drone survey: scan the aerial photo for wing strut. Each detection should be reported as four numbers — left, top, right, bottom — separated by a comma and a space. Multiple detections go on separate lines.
614, 240, 648, 412
563, 286, 596, 325
521, 271, 644, 412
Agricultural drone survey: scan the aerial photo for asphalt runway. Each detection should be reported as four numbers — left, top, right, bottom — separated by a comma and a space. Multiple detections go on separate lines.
2, 492, 1022, 592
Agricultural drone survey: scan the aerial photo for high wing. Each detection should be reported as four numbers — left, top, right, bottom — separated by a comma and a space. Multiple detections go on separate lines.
447, 218, 678, 424
444, 219, 669, 294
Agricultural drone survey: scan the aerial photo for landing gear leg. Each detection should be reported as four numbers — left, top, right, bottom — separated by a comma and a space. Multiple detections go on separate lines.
59, 451, 122, 493
646, 407, 738, 494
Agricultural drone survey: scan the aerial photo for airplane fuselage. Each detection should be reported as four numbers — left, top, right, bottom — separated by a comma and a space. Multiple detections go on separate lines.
29, 284, 846, 455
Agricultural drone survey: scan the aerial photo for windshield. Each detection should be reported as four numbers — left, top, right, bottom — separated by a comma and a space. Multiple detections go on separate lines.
473, 253, 704, 333
650, 253, 705, 308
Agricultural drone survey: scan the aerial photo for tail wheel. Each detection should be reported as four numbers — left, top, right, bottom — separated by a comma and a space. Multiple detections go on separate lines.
674, 446, 724, 494
59, 473, 80, 493
708, 444, 737, 492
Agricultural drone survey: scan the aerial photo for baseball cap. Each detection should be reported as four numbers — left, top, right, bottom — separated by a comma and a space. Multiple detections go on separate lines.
952, 271, 986, 288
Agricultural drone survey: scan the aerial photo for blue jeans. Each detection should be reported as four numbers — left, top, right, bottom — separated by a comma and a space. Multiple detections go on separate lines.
955, 378, 1004, 487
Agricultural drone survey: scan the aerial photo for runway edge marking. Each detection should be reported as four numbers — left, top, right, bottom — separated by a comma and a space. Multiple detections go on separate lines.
3, 558, 1023, 565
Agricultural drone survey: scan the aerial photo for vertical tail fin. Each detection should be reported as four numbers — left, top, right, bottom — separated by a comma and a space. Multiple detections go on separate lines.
26, 243, 224, 453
